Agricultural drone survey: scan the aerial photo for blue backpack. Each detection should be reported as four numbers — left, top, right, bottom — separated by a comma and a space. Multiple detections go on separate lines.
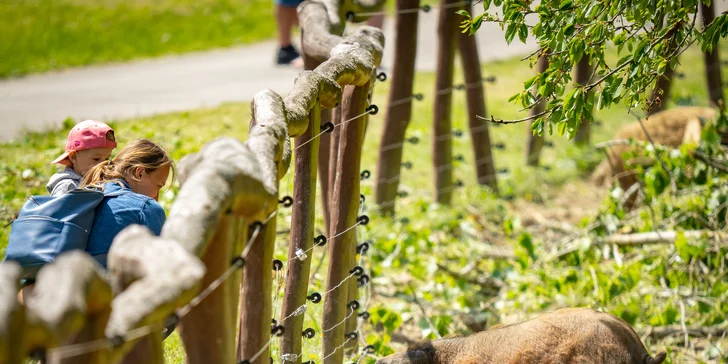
4, 188, 126, 278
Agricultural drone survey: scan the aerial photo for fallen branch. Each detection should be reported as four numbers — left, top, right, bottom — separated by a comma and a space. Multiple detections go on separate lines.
693, 151, 728, 173
603, 230, 726, 246
643, 324, 728, 340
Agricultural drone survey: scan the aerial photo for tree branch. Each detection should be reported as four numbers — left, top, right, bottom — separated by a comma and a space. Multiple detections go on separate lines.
603, 230, 726, 246
478, 109, 551, 124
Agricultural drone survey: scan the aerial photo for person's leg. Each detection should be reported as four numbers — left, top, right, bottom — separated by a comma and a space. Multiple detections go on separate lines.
275, 0, 304, 66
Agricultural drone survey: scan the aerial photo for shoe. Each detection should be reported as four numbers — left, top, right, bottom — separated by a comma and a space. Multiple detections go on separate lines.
276, 45, 301, 65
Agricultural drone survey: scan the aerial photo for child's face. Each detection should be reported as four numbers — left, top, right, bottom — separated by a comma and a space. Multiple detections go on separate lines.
130, 164, 171, 201
70, 147, 114, 175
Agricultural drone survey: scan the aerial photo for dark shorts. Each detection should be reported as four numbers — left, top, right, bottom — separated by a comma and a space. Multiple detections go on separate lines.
277, 0, 304, 7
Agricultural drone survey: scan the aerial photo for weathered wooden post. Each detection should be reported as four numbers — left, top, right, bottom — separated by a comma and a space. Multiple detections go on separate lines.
319, 109, 333, 232
573, 55, 593, 145
433, 0, 461, 203
0, 262, 25, 364
323, 81, 371, 364
526, 55, 549, 166
374, 0, 420, 215
701, 0, 724, 106
458, 3, 497, 191
279, 100, 322, 363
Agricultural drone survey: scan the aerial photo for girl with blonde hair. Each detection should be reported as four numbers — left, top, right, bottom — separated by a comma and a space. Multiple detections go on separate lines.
82, 139, 174, 267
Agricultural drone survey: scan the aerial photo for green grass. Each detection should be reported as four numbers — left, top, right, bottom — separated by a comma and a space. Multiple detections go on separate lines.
0, 0, 277, 78
3, 43, 728, 363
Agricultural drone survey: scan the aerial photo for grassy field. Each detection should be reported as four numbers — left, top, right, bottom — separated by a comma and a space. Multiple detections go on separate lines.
2, 43, 727, 363
0, 0, 278, 78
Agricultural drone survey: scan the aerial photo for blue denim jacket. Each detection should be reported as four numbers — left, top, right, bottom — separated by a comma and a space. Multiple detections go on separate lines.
86, 180, 166, 267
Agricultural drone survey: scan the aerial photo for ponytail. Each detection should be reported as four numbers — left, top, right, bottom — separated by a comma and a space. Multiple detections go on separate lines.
82, 160, 117, 189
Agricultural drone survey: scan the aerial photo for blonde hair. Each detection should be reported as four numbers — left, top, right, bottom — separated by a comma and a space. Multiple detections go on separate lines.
82, 139, 175, 190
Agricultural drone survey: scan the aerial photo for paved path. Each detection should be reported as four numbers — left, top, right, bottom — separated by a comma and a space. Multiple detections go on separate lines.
0, 6, 538, 142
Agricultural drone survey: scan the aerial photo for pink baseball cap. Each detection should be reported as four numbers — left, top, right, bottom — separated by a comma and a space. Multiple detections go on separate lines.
52, 120, 117, 166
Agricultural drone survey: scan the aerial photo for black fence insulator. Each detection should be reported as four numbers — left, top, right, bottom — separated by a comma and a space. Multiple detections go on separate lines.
231, 256, 246, 268
356, 242, 369, 255
594, 120, 603, 126
544, 140, 555, 147
321, 122, 335, 133
454, 84, 466, 90
273, 259, 283, 271
454, 155, 465, 162
279, 196, 293, 207
357, 215, 370, 225
358, 274, 370, 287
377, 72, 387, 82
494, 142, 506, 150
346, 11, 355, 21
270, 357, 273, 364
421, 4, 431, 12
307, 292, 322, 303
456, 180, 464, 187
238, 360, 251, 364
364, 345, 377, 354
414, 93, 424, 101
358, 311, 371, 320
367, 104, 379, 115
542, 165, 552, 171
250, 221, 264, 231
504, 194, 516, 201
272, 325, 285, 336
314, 235, 327, 247
485, 75, 497, 83
407, 136, 420, 144
28, 349, 46, 362
360, 194, 366, 204
350, 266, 365, 276
397, 191, 409, 198
402, 161, 413, 170
271, 319, 278, 327
348, 300, 361, 310
302, 361, 316, 364
225, 207, 233, 215
303, 328, 316, 339
497, 168, 509, 174
110, 335, 125, 348
360, 170, 371, 180
346, 331, 359, 340
452, 129, 464, 137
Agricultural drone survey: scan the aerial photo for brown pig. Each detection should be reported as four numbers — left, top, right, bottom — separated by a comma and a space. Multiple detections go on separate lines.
376, 308, 666, 364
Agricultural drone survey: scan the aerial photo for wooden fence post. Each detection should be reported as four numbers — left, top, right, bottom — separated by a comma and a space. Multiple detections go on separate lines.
329, 106, 342, 230
457, 5, 498, 191
280, 101, 322, 364
237, 216, 278, 364
0, 262, 25, 364
573, 55, 593, 145
180, 215, 238, 364
374, 0, 420, 215
323, 82, 370, 364
701, 0, 724, 106
526, 55, 549, 166
319, 109, 333, 233
433, 0, 460, 203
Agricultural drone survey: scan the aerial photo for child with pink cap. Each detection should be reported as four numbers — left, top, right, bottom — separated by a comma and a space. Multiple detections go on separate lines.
47, 120, 117, 196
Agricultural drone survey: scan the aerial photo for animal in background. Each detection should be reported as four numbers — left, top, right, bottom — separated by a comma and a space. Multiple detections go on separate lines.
375, 308, 666, 364
590, 106, 717, 209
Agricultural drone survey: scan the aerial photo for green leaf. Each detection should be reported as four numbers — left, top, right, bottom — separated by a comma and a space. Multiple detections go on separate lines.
455, 9, 471, 17
559, 0, 573, 10
505, 23, 517, 44
518, 23, 528, 43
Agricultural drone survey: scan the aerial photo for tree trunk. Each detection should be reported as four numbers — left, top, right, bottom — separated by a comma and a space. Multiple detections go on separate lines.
433, 0, 460, 203
279, 101, 321, 364
322, 83, 369, 364
573, 55, 593, 145
374, 0, 420, 215
526, 56, 549, 166
458, 3, 497, 190
701, 0, 725, 107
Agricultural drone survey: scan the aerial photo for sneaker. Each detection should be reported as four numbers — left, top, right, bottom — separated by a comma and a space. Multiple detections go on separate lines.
276, 45, 301, 65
